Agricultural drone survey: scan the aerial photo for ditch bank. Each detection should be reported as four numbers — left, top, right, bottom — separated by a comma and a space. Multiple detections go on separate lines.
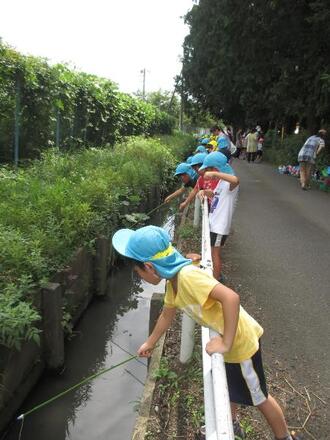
2, 205, 175, 440
0, 239, 108, 434
0, 133, 193, 435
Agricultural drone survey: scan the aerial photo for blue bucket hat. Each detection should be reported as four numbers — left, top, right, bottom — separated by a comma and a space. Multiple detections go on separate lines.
174, 162, 198, 180
195, 145, 207, 153
201, 138, 210, 145
199, 152, 235, 175
112, 226, 192, 279
186, 156, 193, 164
190, 152, 207, 166
217, 135, 230, 150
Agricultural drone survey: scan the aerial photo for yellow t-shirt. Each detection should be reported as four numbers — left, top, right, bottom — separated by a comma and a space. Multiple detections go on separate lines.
164, 265, 263, 363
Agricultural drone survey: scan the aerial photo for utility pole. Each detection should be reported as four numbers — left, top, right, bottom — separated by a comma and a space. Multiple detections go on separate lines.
179, 75, 184, 132
140, 68, 146, 100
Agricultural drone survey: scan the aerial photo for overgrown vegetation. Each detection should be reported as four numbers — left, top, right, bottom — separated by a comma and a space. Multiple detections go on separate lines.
0, 41, 176, 163
0, 133, 193, 350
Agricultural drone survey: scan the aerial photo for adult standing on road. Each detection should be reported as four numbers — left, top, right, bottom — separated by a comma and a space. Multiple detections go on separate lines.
246, 128, 258, 163
298, 129, 327, 190
235, 128, 243, 158
256, 126, 264, 163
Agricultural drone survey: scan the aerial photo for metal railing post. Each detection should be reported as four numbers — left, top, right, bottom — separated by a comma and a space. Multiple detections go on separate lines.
193, 195, 201, 227
179, 313, 195, 363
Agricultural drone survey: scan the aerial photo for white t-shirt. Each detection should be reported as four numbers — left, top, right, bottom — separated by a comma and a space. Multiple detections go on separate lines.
209, 180, 239, 235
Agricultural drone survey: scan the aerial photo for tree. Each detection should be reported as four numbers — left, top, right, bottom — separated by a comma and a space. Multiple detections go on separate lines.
182, 0, 330, 132
145, 89, 180, 119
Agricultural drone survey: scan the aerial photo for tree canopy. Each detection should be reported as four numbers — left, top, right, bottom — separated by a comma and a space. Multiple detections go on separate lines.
182, 0, 330, 131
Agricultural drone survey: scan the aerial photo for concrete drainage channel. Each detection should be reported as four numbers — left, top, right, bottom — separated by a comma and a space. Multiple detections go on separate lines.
3, 210, 175, 440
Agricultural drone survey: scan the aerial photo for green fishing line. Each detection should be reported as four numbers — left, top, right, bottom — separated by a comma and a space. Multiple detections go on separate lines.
17, 354, 138, 421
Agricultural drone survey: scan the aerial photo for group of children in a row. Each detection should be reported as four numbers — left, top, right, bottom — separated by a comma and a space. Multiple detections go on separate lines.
164, 139, 238, 283
111, 133, 301, 440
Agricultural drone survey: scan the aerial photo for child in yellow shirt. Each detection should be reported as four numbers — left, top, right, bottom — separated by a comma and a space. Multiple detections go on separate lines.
112, 225, 300, 440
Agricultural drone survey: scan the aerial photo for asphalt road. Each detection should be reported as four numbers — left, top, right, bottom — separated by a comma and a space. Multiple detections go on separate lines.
223, 159, 330, 420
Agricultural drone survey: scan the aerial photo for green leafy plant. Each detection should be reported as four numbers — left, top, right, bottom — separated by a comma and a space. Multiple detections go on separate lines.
153, 358, 180, 396
0, 134, 193, 350
0, 40, 176, 163
123, 213, 150, 224
177, 223, 196, 240
0, 276, 40, 350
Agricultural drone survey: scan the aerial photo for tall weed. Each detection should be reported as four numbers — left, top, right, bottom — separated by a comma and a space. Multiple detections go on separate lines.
0, 134, 192, 348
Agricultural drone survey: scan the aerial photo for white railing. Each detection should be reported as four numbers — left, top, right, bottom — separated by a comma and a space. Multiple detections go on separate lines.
179, 197, 201, 363
180, 197, 234, 439
201, 197, 234, 440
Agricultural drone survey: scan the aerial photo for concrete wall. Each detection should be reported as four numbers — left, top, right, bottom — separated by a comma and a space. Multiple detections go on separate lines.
0, 186, 160, 434
0, 237, 112, 434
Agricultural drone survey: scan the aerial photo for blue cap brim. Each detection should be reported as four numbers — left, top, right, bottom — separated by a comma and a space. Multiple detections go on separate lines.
112, 229, 135, 257
198, 163, 235, 175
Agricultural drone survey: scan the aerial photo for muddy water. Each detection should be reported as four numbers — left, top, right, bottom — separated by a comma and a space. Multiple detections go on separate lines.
5, 212, 175, 440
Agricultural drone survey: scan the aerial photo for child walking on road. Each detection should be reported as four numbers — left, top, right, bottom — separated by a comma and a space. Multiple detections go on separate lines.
112, 225, 301, 440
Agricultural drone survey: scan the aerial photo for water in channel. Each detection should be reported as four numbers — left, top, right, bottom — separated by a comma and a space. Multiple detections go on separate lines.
5, 209, 175, 440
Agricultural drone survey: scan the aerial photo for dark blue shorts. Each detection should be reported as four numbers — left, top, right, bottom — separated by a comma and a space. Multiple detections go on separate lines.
225, 345, 268, 406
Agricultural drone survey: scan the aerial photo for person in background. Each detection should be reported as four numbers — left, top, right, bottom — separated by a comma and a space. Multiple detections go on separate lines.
201, 138, 211, 146
226, 126, 233, 142
216, 133, 232, 160
246, 128, 258, 163
256, 126, 264, 163
210, 125, 221, 141
164, 163, 198, 204
240, 130, 249, 160
195, 145, 207, 154
235, 128, 243, 158
206, 140, 218, 153
111, 226, 302, 440
298, 129, 327, 190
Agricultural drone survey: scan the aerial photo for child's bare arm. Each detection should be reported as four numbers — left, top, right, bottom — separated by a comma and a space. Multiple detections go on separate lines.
204, 171, 239, 190
179, 187, 198, 210
164, 187, 185, 203
198, 189, 214, 200
137, 307, 176, 357
206, 284, 240, 355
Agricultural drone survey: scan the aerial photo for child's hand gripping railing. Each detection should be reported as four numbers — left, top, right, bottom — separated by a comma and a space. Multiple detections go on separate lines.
200, 197, 234, 439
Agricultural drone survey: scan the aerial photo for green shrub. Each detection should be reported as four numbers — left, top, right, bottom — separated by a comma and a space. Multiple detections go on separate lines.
0, 134, 193, 349
0, 276, 41, 350
0, 41, 175, 163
